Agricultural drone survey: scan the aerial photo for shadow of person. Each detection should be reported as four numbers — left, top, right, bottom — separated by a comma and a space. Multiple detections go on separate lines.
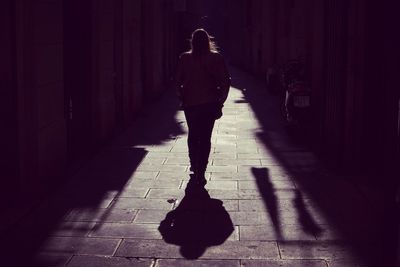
294, 190, 323, 237
251, 167, 283, 239
158, 175, 234, 259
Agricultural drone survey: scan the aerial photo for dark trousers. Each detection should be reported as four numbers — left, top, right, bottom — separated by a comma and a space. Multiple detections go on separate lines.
184, 103, 218, 174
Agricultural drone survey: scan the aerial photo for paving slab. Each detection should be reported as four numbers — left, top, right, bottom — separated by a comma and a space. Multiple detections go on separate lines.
34, 253, 73, 267
89, 223, 161, 239
212, 159, 262, 166
207, 165, 238, 173
206, 189, 300, 202
229, 211, 271, 226
118, 188, 149, 198
240, 225, 316, 241
326, 258, 372, 267
134, 209, 171, 223
219, 199, 239, 211
125, 178, 183, 189
157, 171, 193, 179
67, 255, 153, 267
145, 152, 187, 158
238, 180, 296, 190
156, 259, 240, 267
115, 239, 181, 258
210, 172, 254, 180
111, 198, 173, 210
50, 222, 96, 237
64, 208, 137, 223
116, 239, 279, 259
209, 152, 237, 159
237, 153, 275, 160
40, 237, 121, 256
241, 259, 328, 267
140, 157, 166, 165
205, 180, 238, 190
164, 157, 190, 165
137, 164, 187, 172
278, 241, 355, 260
129, 171, 159, 179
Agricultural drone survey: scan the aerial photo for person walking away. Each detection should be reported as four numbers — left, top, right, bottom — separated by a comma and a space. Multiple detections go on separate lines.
174, 28, 231, 186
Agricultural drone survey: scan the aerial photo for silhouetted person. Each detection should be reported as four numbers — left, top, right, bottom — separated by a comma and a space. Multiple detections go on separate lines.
175, 29, 230, 186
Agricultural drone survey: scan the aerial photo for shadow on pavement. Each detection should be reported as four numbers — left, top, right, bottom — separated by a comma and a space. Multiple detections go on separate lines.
4, 91, 185, 266
159, 175, 234, 259
293, 190, 323, 237
251, 167, 282, 239
251, 167, 323, 240
231, 68, 382, 266
6, 147, 147, 266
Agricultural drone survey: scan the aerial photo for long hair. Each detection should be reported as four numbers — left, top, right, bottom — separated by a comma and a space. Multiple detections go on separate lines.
189, 28, 218, 56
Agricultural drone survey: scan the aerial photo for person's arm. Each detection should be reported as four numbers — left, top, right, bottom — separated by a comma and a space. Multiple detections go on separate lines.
174, 55, 185, 101
217, 55, 231, 104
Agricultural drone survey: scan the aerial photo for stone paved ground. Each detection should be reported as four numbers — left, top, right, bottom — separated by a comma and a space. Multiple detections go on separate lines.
8, 68, 386, 266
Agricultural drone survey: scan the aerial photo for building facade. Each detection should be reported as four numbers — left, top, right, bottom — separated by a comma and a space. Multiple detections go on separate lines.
1, 0, 179, 230
227, 0, 400, 177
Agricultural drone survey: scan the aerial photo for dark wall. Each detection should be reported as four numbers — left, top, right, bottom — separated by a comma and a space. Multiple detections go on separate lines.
0, 0, 18, 202
351, 0, 400, 179
321, 0, 348, 167
0, 0, 67, 229
3, 0, 180, 231
363, 1, 400, 176
226, 0, 399, 174
63, 0, 93, 160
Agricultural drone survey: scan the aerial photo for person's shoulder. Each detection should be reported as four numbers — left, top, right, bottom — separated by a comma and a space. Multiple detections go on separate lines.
210, 51, 222, 57
179, 51, 192, 59
209, 51, 225, 63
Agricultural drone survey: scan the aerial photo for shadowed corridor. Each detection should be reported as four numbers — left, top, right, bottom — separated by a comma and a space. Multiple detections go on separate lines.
3, 66, 386, 267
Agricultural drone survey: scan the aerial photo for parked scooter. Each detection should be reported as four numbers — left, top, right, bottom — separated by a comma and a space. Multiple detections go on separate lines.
280, 59, 311, 130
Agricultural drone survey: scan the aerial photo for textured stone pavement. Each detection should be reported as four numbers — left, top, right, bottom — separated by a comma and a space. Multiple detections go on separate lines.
12, 68, 385, 266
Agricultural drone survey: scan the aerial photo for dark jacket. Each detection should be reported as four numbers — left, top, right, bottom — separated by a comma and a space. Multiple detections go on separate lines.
174, 51, 231, 108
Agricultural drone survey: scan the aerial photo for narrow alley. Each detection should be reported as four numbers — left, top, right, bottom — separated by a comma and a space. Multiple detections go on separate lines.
6, 67, 383, 267
2, 1, 400, 267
